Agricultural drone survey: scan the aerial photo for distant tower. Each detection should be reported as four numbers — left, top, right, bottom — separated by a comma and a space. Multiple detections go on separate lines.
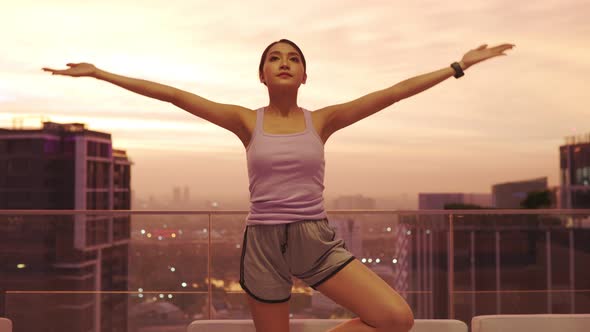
173, 186, 182, 205
183, 186, 190, 203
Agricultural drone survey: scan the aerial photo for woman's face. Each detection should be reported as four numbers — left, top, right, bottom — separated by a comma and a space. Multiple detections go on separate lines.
260, 42, 307, 89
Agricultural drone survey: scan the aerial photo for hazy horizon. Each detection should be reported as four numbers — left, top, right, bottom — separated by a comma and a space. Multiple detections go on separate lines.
2, 0, 588, 199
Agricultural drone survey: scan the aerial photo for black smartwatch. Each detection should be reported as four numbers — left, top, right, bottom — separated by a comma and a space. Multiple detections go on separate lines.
451, 62, 464, 78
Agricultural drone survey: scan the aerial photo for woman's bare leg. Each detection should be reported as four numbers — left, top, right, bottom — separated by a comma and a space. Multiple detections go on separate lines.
315, 259, 414, 332
245, 294, 291, 332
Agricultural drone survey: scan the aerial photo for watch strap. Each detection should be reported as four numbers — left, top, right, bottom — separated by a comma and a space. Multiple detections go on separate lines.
451, 62, 464, 78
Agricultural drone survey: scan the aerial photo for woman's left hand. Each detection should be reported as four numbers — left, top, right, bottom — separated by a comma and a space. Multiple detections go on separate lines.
461, 43, 515, 70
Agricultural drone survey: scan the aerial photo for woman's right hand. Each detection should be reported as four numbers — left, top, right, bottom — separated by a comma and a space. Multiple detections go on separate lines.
42, 63, 97, 77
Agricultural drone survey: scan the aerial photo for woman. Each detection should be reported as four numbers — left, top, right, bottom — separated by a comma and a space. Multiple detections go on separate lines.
43, 39, 514, 332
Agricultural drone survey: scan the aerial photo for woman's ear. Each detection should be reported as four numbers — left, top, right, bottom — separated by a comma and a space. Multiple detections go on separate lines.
302, 72, 307, 84
259, 73, 266, 85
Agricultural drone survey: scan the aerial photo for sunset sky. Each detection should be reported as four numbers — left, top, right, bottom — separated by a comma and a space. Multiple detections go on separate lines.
1, 0, 588, 201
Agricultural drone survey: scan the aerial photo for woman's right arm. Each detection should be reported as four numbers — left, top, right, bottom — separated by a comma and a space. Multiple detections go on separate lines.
42, 63, 250, 135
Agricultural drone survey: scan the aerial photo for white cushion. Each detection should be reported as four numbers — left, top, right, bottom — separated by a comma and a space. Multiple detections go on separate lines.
0, 318, 12, 332
471, 314, 590, 332
187, 319, 468, 332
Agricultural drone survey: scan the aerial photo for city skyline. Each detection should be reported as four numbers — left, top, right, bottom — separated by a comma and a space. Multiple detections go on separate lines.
2, 0, 589, 198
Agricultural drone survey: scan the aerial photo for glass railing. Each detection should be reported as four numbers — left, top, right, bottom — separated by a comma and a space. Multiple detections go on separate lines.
1, 209, 589, 332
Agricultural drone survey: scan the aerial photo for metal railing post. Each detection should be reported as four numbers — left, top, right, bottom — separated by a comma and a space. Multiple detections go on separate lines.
546, 230, 552, 313
208, 213, 212, 320
495, 230, 501, 314
0, 288, 5, 317
569, 228, 575, 313
448, 213, 455, 319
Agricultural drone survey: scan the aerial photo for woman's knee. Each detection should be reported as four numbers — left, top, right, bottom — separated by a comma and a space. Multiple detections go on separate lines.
370, 306, 414, 331
390, 306, 414, 331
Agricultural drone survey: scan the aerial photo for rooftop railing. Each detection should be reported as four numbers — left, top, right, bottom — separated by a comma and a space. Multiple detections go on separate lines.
1, 209, 589, 332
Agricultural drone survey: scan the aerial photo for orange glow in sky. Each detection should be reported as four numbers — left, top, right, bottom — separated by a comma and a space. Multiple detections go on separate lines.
1, 0, 588, 199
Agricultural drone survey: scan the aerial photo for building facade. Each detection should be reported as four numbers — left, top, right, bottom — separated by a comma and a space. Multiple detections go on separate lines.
492, 177, 548, 209
0, 122, 132, 332
560, 134, 590, 208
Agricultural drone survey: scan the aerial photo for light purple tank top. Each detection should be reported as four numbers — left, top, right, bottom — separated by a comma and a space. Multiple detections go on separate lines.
245, 107, 327, 225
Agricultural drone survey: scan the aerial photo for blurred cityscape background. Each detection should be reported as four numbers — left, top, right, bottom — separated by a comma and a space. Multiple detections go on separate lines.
0, 121, 589, 331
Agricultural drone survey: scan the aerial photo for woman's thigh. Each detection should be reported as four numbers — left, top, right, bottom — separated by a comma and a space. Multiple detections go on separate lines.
314, 259, 414, 329
245, 293, 290, 332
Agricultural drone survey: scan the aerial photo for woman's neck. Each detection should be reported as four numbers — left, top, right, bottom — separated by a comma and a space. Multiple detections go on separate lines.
267, 90, 299, 117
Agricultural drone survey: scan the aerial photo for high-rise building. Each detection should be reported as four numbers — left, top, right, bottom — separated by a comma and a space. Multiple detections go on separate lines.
332, 194, 376, 210
419, 193, 492, 210
329, 194, 373, 257
492, 177, 548, 209
0, 122, 132, 332
560, 134, 590, 208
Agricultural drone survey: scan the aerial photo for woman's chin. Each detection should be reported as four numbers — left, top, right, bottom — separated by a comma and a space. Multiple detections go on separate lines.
267, 81, 301, 90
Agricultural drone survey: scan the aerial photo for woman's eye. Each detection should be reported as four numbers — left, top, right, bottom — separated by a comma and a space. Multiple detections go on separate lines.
290, 57, 300, 62
269, 56, 278, 61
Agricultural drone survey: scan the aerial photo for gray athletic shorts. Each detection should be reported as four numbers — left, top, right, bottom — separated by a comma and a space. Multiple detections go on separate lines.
239, 218, 356, 303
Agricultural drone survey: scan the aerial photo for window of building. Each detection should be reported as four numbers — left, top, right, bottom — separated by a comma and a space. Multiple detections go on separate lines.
87, 141, 97, 157
7, 158, 31, 172
100, 143, 111, 158
43, 140, 60, 154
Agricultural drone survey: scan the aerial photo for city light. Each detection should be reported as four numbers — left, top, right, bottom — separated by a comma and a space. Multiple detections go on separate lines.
181, 282, 187, 288
140, 229, 146, 235
393, 258, 398, 264
376, 258, 381, 263
159, 294, 164, 299
386, 227, 392, 232
168, 294, 173, 299
138, 288, 143, 292
407, 230, 412, 235
171, 233, 176, 238
17, 263, 26, 269
361, 258, 367, 263
203, 228, 208, 233
147, 233, 152, 238
138, 294, 144, 298
368, 258, 373, 263
158, 236, 163, 241
170, 267, 176, 272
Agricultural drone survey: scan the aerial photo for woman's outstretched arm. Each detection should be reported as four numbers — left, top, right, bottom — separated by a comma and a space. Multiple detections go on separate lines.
317, 43, 515, 140
42, 63, 249, 135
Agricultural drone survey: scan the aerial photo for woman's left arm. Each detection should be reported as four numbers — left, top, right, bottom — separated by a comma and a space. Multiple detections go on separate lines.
319, 43, 515, 139
392, 43, 515, 101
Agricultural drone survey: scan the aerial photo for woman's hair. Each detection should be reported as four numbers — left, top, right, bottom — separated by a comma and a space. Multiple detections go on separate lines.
258, 39, 307, 79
